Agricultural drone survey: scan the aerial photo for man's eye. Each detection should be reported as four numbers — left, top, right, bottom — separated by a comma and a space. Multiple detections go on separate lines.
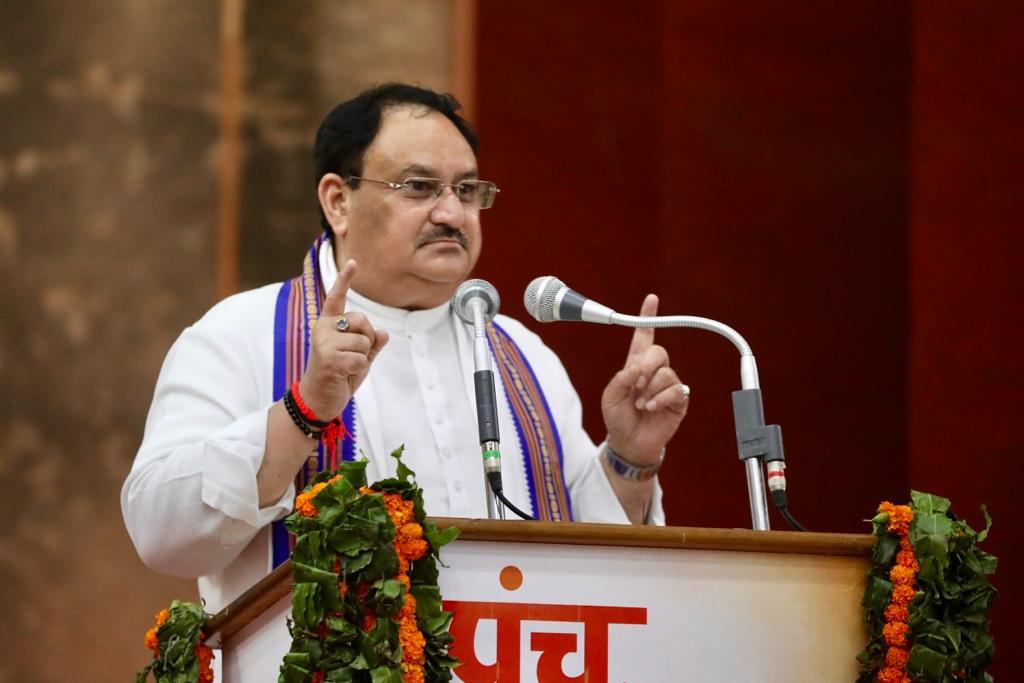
455, 182, 477, 199
404, 179, 435, 194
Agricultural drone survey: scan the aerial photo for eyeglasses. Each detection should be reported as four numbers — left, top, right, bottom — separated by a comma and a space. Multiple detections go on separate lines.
346, 176, 500, 209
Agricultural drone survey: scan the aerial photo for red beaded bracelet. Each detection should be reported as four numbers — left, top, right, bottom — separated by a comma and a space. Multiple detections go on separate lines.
287, 381, 349, 465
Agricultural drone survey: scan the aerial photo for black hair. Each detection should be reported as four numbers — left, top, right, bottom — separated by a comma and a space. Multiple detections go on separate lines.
312, 83, 479, 233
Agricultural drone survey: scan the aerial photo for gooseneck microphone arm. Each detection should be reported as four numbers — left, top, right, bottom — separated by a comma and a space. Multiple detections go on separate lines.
524, 275, 805, 532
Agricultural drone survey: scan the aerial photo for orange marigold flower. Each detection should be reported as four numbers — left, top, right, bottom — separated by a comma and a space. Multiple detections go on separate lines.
403, 538, 428, 562
885, 646, 909, 668
877, 667, 903, 683
383, 493, 414, 527
401, 591, 417, 617
363, 610, 376, 632
895, 548, 918, 569
155, 608, 169, 626
338, 581, 348, 599
144, 627, 159, 654
295, 475, 342, 517
399, 620, 427, 664
884, 603, 909, 623
889, 564, 916, 586
402, 662, 425, 683
195, 644, 215, 683
399, 522, 423, 540
891, 584, 916, 606
882, 621, 909, 648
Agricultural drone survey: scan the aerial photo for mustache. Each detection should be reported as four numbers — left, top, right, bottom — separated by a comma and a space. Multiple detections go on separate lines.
416, 224, 469, 249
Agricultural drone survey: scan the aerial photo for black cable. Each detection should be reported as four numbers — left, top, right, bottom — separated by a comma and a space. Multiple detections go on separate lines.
778, 506, 808, 532
771, 489, 808, 531
486, 471, 535, 520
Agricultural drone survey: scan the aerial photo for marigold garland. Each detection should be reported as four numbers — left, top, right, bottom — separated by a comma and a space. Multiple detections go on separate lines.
876, 501, 917, 682
136, 600, 214, 683
279, 448, 460, 682
856, 491, 997, 683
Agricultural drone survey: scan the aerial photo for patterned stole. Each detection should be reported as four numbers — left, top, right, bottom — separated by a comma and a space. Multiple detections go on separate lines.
271, 235, 355, 567
487, 322, 572, 522
271, 235, 572, 567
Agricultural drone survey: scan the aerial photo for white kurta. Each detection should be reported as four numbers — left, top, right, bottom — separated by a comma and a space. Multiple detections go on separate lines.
122, 242, 663, 613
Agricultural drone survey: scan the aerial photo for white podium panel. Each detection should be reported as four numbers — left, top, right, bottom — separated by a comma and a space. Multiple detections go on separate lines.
209, 521, 871, 683
441, 541, 866, 682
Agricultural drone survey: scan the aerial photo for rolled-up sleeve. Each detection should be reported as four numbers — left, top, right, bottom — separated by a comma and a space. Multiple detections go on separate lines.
121, 287, 291, 577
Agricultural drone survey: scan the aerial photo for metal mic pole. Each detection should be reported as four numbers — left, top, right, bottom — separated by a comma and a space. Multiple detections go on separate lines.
470, 300, 505, 520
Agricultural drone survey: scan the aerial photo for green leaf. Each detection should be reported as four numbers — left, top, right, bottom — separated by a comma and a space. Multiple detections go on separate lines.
862, 575, 893, 610
291, 582, 323, 631
278, 662, 312, 683
370, 666, 404, 683
912, 511, 953, 538
907, 643, 948, 678
424, 522, 460, 552
325, 668, 358, 682
390, 445, 417, 482
293, 561, 339, 586
911, 490, 951, 514
977, 504, 992, 542
871, 532, 898, 566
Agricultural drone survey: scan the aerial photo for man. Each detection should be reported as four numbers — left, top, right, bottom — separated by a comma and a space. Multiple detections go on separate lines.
122, 84, 690, 613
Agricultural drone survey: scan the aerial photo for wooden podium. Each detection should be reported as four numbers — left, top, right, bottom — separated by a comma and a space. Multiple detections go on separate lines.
206, 519, 872, 682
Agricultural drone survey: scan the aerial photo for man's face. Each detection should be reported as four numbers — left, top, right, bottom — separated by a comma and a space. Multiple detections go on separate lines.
335, 105, 483, 309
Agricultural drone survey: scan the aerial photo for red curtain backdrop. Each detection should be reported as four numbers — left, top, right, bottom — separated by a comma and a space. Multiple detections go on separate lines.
472, 0, 1022, 674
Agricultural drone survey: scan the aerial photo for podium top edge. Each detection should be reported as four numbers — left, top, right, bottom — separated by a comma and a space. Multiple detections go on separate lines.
430, 517, 874, 556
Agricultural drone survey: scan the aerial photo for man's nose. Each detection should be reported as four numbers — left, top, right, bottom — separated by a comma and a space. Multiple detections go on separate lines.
430, 185, 465, 224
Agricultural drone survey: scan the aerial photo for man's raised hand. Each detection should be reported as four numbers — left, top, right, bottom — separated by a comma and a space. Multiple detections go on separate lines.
297, 259, 389, 419
600, 293, 689, 467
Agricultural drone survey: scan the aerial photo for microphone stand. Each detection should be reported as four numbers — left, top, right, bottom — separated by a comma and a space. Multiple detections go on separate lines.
608, 314, 787, 532
524, 277, 804, 531
468, 299, 506, 520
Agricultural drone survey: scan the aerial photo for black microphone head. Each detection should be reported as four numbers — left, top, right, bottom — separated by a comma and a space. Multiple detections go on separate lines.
452, 279, 500, 324
524, 276, 566, 322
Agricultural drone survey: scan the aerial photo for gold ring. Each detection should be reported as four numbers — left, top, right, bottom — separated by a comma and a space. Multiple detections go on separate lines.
334, 315, 350, 332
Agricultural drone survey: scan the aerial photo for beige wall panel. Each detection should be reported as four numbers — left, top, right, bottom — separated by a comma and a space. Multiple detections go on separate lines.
0, 1, 456, 680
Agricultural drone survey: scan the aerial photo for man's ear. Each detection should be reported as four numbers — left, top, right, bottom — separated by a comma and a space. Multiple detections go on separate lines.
317, 173, 349, 236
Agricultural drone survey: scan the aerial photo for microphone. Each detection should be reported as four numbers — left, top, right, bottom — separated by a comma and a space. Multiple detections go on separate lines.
452, 281, 533, 522
522, 275, 804, 532
524, 275, 615, 324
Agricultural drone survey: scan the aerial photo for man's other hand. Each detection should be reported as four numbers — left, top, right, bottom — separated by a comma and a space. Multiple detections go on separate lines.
601, 294, 689, 467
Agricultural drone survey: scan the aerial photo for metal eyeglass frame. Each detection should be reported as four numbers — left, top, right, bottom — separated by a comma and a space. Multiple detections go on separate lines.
345, 176, 500, 209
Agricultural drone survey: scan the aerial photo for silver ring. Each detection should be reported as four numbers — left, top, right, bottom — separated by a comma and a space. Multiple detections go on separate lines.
334, 315, 350, 332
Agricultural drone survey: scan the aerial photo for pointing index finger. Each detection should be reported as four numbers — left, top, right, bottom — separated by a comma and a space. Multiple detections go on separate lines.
322, 259, 357, 317
627, 293, 659, 357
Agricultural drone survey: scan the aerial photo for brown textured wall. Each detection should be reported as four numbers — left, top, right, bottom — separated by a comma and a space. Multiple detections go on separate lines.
239, 1, 455, 289
0, 1, 455, 680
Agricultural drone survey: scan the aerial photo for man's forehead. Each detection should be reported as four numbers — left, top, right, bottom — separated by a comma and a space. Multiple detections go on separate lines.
365, 106, 477, 175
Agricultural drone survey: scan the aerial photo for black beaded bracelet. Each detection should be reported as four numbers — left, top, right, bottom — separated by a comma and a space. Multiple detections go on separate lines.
283, 389, 321, 439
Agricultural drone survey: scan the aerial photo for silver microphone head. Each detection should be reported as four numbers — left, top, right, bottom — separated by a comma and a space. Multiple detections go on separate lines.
452, 279, 500, 325
523, 275, 566, 322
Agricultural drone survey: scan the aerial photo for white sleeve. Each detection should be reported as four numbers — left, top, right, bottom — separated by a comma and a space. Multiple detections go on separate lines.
121, 289, 292, 578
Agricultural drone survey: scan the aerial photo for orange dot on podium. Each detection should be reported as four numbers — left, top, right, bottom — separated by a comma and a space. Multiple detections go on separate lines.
499, 565, 523, 591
